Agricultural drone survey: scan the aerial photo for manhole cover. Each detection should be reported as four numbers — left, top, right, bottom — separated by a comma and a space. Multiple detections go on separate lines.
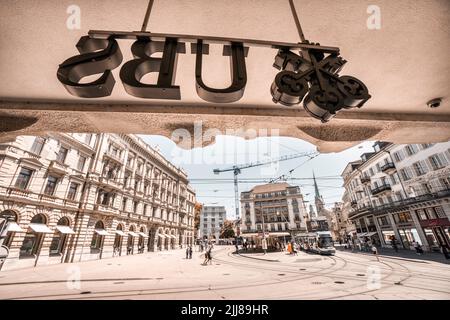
223, 273, 230, 276
107, 263, 112, 265
334, 281, 345, 284
80, 291, 92, 295
156, 277, 163, 280
216, 264, 221, 265
113, 282, 124, 284
394, 282, 402, 285
299, 268, 306, 271
356, 274, 365, 277
278, 274, 286, 276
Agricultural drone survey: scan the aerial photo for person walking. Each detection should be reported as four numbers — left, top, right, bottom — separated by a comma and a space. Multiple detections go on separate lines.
413, 241, 422, 255
185, 247, 189, 259
391, 236, 398, 253
441, 243, 450, 260
189, 246, 193, 259
292, 242, 298, 256
235, 242, 239, 253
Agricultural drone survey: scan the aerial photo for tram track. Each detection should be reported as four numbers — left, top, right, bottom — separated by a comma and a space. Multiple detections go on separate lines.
2, 247, 449, 300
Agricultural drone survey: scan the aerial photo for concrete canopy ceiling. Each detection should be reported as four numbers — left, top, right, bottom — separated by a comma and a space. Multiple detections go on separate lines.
0, 0, 449, 151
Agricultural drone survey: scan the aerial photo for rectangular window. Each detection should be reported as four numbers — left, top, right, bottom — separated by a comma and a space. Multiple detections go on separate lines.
44, 175, 58, 195
15, 168, 33, 189
56, 146, 68, 163
404, 145, 418, 156
429, 154, 447, 170
30, 137, 45, 155
133, 201, 138, 213
393, 151, 404, 162
399, 168, 413, 181
394, 212, 412, 224
413, 162, 426, 176
434, 206, 446, 218
122, 198, 127, 211
67, 182, 79, 200
84, 133, 92, 144
77, 155, 86, 171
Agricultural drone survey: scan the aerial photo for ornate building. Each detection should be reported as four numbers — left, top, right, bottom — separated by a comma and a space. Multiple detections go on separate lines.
0, 133, 196, 271
341, 141, 450, 252
240, 183, 308, 246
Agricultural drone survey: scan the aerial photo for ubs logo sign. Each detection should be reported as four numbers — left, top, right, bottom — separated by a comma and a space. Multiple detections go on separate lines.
57, 30, 370, 122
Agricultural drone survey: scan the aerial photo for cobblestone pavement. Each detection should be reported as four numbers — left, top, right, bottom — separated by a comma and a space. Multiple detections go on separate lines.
0, 246, 449, 300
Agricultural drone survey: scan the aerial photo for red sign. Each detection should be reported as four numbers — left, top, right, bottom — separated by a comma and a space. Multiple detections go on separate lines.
420, 218, 450, 228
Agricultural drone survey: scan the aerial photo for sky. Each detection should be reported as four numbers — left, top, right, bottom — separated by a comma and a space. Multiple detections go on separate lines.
140, 134, 375, 220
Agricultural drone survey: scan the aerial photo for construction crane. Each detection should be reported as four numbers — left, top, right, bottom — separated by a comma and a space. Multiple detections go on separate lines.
213, 151, 318, 220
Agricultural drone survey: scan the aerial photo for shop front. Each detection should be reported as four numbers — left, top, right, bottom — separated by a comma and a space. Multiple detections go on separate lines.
419, 218, 450, 252
241, 232, 290, 251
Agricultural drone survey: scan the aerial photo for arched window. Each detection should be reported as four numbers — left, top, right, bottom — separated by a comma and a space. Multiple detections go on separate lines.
113, 224, 124, 256
0, 210, 18, 248
91, 220, 105, 253
49, 217, 70, 256
127, 226, 135, 255
20, 214, 47, 258
138, 227, 145, 253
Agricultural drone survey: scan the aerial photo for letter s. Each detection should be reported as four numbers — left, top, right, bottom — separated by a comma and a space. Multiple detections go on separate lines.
57, 36, 123, 98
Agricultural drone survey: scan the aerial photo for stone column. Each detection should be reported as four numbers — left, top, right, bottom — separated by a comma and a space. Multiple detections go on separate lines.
409, 208, 430, 251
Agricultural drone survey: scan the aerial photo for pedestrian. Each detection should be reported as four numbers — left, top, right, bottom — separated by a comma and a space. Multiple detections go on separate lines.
371, 243, 379, 261
186, 247, 189, 259
391, 236, 398, 253
441, 243, 450, 260
189, 246, 193, 259
292, 243, 298, 256
413, 241, 422, 255
235, 242, 239, 253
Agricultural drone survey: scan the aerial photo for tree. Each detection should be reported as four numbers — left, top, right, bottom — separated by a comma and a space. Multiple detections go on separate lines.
220, 220, 236, 239
194, 202, 202, 237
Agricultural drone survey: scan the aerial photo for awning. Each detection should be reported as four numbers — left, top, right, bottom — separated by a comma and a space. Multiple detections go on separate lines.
55, 225, 75, 234
114, 230, 126, 236
241, 233, 258, 238
137, 232, 148, 238
269, 232, 290, 237
94, 229, 110, 236
6, 222, 25, 232
127, 231, 139, 237
29, 223, 53, 233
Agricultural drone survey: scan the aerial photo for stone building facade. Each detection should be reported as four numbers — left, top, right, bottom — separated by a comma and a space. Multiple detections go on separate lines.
240, 183, 308, 244
341, 141, 450, 252
199, 206, 226, 242
0, 133, 195, 271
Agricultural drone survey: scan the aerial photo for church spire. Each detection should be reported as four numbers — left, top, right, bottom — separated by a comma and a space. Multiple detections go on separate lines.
313, 171, 325, 214
313, 171, 320, 198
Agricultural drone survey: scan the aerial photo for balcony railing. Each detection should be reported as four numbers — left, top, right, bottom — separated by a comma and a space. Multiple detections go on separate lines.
48, 160, 68, 175
381, 162, 396, 173
360, 176, 371, 184
349, 188, 450, 219
371, 184, 392, 196
350, 200, 358, 207
94, 203, 119, 215
104, 151, 123, 163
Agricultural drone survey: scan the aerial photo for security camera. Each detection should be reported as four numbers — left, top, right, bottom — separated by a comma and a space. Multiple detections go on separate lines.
427, 98, 442, 109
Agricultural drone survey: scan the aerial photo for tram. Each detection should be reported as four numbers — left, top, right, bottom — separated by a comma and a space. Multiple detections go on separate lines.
296, 231, 335, 255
